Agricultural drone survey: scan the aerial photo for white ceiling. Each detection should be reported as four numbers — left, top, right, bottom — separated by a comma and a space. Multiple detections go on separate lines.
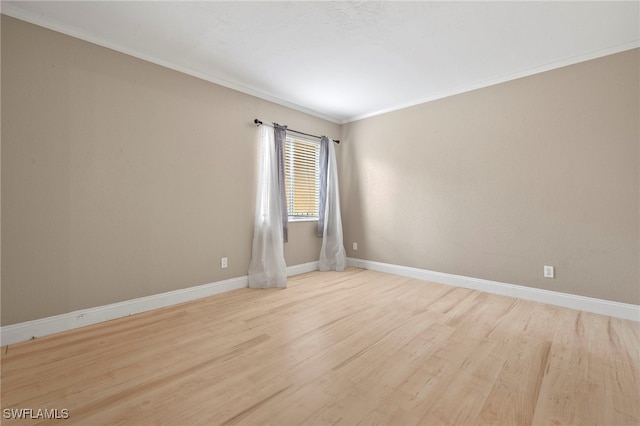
3, 1, 639, 124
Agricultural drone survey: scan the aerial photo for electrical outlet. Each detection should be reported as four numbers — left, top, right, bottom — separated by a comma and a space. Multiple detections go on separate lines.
544, 265, 554, 278
221, 257, 228, 269
352, 242, 358, 251
356, 261, 365, 268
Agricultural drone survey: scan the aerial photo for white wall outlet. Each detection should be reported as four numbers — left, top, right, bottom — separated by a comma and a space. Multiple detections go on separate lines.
544, 265, 554, 278
352, 242, 358, 250
221, 257, 228, 269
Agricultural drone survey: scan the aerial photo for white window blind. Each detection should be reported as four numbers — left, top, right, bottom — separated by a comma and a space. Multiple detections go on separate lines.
284, 136, 320, 219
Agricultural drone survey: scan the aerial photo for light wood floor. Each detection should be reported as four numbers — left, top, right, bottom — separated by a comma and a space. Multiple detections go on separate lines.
2, 268, 639, 425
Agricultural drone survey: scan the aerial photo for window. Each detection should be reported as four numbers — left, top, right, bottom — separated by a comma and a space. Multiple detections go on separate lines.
284, 136, 320, 220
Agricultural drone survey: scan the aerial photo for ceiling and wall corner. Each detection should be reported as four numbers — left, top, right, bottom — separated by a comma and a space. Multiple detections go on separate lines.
1, 1, 638, 124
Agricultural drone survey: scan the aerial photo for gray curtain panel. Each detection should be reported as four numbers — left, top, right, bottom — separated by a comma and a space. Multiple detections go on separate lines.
317, 136, 329, 237
318, 137, 346, 271
274, 124, 289, 243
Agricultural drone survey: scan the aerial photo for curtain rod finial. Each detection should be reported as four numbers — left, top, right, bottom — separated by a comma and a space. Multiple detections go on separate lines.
254, 119, 262, 126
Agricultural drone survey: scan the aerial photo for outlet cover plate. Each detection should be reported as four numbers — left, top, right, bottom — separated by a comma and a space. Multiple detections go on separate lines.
544, 265, 554, 278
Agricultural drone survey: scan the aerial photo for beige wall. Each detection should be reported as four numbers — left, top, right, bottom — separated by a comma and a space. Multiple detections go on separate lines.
2, 15, 638, 326
1, 16, 334, 325
340, 48, 639, 305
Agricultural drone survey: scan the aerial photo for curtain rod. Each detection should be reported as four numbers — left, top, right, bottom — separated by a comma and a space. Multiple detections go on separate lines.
253, 119, 340, 144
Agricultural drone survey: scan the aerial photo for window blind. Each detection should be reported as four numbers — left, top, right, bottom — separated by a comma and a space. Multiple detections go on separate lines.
284, 136, 320, 218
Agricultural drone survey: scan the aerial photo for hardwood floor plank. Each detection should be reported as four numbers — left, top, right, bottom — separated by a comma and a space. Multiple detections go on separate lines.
479, 335, 551, 425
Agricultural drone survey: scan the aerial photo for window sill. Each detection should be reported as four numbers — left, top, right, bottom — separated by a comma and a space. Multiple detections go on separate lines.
288, 217, 318, 223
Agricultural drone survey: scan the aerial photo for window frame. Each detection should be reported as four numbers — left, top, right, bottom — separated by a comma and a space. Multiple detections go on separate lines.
284, 134, 321, 222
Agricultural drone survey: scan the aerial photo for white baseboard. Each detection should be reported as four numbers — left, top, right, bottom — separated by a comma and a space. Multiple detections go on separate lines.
347, 258, 640, 322
1, 262, 322, 346
287, 261, 319, 277
0, 276, 249, 346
